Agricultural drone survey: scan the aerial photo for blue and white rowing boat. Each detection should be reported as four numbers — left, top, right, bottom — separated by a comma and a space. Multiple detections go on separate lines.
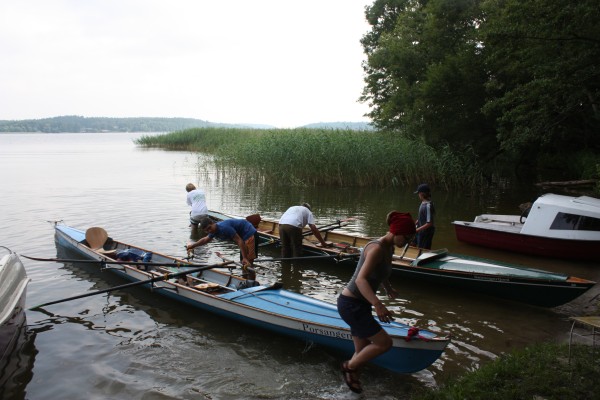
52, 223, 450, 374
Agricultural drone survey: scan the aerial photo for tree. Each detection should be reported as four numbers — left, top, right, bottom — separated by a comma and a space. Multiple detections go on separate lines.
360, 0, 600, 167
360, 0, 495, 157
480, 0, 600, 156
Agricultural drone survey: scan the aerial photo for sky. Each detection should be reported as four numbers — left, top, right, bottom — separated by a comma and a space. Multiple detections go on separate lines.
0, 1, 374, 128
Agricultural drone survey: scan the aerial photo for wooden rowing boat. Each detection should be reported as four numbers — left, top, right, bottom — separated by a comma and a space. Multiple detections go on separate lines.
208, 211, 596, 307
52, 223, 450, 374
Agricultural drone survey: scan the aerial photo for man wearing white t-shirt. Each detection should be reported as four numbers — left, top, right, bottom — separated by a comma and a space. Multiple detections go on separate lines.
186, 183, 208, 227
279, 203, 329, 258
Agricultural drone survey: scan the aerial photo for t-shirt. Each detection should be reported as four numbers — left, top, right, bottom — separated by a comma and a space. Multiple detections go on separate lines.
208, 219, 256, 241
187, 188, 208, 216
417, 200, 435, 228
279, 206, 315, 228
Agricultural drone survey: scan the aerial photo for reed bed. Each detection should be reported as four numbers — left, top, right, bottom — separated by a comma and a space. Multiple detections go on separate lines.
136, 128, 264, 152
136, 127, 484, 188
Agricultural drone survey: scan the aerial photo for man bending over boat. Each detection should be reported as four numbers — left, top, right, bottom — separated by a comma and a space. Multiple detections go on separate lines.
187, 217, 258, 280
337, 211, 416, 394
278, 203, 329, 258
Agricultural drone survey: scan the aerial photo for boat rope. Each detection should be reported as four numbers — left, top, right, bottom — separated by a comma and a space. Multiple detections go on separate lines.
301, 340, 316, 354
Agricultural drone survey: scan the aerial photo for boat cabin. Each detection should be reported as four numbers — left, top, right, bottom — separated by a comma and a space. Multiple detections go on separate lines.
519, 194, 600, 239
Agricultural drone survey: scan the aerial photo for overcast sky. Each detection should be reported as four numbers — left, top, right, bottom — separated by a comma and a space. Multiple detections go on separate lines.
0, 1, 374, 128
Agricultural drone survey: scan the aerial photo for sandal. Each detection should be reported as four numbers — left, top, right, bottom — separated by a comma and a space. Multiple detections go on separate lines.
341, 361, 363, 394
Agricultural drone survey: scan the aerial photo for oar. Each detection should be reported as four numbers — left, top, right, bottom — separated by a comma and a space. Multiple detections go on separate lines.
259, 221, 353, 248
255, 253, 360, 262
397, 242, 410, 261
301, 223, 350, 238
20, 254, 207, 268
302, 217, 357, 237
29, 260, 235, 310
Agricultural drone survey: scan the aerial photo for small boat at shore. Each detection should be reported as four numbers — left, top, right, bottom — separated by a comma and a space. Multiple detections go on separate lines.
51, 223, 450, 374
0, 247, 29, 362
208, 211, 596, 307
452, 193, 600, 261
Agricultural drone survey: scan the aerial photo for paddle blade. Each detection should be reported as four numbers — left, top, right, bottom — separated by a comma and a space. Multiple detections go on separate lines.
86, 227, 108, 249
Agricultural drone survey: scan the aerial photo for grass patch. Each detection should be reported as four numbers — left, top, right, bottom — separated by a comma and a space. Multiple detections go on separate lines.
414, 342, 599, 400
136, 127, 485, 188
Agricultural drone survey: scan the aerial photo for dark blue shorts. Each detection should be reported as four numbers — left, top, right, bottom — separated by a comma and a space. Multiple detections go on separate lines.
337, 294, 382, 338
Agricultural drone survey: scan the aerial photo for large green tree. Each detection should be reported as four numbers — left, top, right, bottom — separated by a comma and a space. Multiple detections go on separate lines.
481, 0, 600, 157
361, 0, 600, 165
361, 0, 494, 155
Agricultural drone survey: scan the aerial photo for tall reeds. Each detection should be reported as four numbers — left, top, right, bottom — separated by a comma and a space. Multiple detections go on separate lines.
136, 127, 484, 188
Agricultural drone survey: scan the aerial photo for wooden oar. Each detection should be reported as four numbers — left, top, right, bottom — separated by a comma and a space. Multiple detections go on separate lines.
254, 253, 360, 262
397, 242, 410, 261
259, 221, 353, 248
29, 260, 235, 310
301, 223, 350, 238
20, 254, 207, 268
302, 217, 357, 237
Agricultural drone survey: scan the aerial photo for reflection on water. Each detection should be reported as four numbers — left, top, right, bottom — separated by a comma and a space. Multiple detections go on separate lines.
1, 132, 598, 399
0, 315, 37, 400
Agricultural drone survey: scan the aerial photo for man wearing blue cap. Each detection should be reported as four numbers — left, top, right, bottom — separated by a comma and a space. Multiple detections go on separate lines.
414, 183, 435, 249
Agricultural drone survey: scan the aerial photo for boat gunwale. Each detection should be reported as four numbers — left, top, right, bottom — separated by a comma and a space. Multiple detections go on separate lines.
210, 211, 595, 283
53, 225, 450, 345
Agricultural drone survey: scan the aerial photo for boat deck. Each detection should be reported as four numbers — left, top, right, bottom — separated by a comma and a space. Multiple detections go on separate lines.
459, 217, 523, 234
218, 286, 439, 339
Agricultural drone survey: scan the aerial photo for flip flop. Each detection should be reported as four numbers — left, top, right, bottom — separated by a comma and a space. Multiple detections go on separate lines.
341, 361, 363, 394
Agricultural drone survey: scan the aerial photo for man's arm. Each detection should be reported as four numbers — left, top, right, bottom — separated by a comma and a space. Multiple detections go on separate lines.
232, 234, 251, 265
308, 224, 329, 247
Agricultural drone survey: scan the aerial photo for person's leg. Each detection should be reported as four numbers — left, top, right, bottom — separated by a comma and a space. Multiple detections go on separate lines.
348, 329, 392, 370
341, 338, 366, 394
416, 231, 424, 248
279, 224, 292, 258
289, 227, 303, 258
242, 235, 257, 280
419, 228, 435, 250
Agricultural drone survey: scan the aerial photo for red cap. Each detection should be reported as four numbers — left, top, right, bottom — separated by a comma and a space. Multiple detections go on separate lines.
388, 212, 416, 236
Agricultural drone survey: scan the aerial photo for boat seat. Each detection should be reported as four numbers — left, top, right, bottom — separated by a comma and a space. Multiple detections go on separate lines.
85, 227, 114, 254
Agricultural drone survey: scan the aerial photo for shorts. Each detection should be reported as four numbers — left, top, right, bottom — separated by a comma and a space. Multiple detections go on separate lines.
244, 234, 257, 262
190, 213, 207, 225
337, 294, 382, 338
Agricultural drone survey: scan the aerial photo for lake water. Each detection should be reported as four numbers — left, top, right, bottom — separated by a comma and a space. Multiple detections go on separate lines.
1, 132, 598, 399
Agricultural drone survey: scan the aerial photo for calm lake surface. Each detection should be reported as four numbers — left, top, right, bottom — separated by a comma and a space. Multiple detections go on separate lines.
1, 132, 598, 399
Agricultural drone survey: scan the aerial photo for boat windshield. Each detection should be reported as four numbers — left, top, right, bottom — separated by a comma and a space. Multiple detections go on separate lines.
549, 212, 600, 231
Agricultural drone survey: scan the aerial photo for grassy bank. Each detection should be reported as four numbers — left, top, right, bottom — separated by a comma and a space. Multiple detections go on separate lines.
136, 127, 484, 188
414, 342, 599, 400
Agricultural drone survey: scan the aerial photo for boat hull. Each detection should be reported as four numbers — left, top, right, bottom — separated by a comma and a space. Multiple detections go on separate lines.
452, 194, 600, 261
209, 211, 595, 307
453, 222, 598, 261
0, 252, 29, 361
53, 224, 449, 374
393, 255, 593, 307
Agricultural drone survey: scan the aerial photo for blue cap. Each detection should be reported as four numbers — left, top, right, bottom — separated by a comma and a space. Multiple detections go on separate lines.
414, 183, 430, 194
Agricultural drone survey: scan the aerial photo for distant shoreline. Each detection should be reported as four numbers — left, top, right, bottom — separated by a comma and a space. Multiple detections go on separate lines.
0, 115, 372, 133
